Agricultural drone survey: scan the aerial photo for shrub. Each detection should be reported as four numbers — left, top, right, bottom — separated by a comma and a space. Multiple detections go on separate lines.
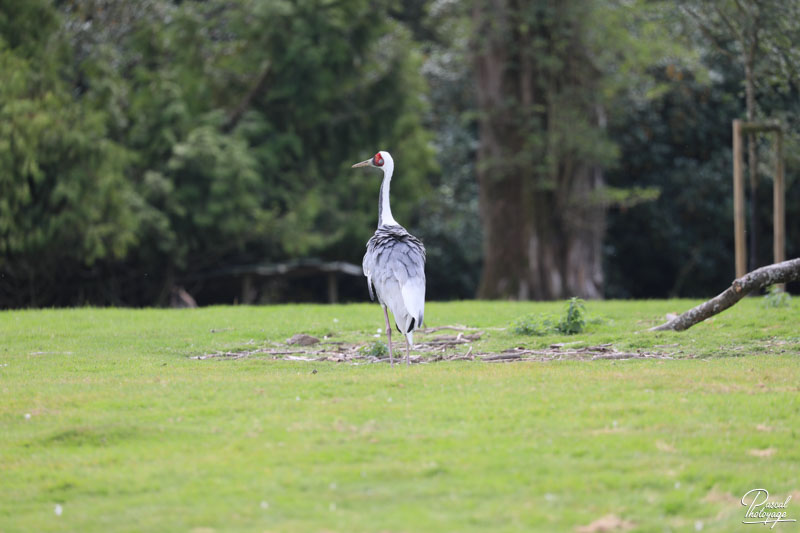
512, 297, 588, 336
360, 341, 389, 357
511, 315, 555, 336
556, 297, 586, 335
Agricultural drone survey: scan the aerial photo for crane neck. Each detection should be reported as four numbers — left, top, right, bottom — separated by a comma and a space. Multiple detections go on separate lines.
378, 160, 398, 227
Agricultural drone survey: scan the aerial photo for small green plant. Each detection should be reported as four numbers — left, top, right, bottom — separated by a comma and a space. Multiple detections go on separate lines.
512, 297, 587, 336
511, 314, 555, 336
762, 285, 791, 308
556, 297, 586, 334
360, 340, 389, 357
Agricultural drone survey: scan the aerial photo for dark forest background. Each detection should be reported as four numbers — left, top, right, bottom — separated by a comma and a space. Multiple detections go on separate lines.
1, 0, 798, 307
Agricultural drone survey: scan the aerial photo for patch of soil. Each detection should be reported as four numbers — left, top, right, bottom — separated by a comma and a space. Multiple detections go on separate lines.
193, 327, 684, 364
747, 447, 777, 457
286, 334, 320, 346
575, 514, 635, 533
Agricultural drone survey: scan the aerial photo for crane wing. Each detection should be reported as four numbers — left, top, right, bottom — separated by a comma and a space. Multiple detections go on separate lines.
363, 225, 426, 332
390, 246, 425, 330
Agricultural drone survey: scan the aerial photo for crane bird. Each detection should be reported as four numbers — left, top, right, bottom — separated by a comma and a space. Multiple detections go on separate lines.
352, 151, 426, 366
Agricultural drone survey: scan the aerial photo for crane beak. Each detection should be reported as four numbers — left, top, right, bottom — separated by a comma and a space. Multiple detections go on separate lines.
351, 159, 372, 168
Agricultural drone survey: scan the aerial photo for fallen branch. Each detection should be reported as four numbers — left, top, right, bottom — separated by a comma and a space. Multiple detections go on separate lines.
591, 353, 645, 360
481, 353, 523, 361
650, 258, 800, 331
420, 333, 482, 346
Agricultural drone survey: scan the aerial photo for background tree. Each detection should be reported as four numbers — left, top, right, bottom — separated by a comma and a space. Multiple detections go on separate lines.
680, 0, 800, 270
605, 64, 743, 297
0, 0, 140, 306
471, 0, 603, 299
409, 0, 484, 300
470, 0, 690, 300
606, 2, 800, 298
1, 0, 797, 307
1, 0, 436, 306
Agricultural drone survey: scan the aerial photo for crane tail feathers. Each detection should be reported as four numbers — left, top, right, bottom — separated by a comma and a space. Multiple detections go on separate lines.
400, 279, 425, 333
366, 276, 375, 301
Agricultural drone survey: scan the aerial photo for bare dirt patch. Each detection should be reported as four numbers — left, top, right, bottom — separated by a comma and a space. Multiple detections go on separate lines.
575, 514, 635, 532
192, 326, 682, 364
748, 447, 777, 457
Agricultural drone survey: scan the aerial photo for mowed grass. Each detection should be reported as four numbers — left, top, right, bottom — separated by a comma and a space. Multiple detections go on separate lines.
1, 299, 799, 532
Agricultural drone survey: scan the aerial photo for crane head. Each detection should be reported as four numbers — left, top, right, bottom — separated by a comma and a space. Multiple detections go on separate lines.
351, 151, 390, 169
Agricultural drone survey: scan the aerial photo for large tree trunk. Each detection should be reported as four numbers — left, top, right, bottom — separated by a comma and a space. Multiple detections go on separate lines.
473, 0, 604, 300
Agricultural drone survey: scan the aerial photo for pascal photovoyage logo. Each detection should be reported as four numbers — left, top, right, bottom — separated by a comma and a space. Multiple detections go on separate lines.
741, 488, 796, 528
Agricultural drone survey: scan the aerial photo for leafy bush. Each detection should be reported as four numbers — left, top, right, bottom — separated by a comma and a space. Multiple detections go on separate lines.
511, 315, 555, 336
512, 297, 588, 336
360, 341, 389, 357
557, 297, 587, 335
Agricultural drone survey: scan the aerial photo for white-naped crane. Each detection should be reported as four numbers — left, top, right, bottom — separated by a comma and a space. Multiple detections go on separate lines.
352, 151, 426, 366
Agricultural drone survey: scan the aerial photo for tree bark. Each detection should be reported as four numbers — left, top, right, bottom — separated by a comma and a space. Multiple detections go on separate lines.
472, 0, 604, 300
650, 258, 800, 332
472, 0, 527, 298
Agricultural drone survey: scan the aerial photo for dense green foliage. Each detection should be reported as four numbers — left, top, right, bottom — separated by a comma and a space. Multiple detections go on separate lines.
2, 301, 799, 530
1, 0, 434, 306
0, 1, 139, 303
605, 59, 800, 298
0, 0, 798, 306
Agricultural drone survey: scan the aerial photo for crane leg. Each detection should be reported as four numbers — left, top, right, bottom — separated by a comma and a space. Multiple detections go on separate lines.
382, 306, 394, 367
405, 335, 410, 366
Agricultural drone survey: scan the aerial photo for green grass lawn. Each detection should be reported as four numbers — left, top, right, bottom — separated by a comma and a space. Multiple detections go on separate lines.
1, 299, 799, 532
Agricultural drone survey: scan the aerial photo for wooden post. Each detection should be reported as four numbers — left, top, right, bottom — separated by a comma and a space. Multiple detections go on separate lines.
774, 129, 785, 289
732, 119, 785, 284
732, 119, 746, 278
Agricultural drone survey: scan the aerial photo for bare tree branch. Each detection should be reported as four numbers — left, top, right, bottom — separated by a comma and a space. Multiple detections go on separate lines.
714, 4, 745, 43
222, 60, 271, 133
680, 6, 736, 60
733, 0, 749, 17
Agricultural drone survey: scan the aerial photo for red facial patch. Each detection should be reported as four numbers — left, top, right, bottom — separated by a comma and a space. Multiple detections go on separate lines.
373, 152, 384, 167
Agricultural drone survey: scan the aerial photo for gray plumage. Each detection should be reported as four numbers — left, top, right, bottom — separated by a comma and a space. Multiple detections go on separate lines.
352, 150, 426, 366
363, 224, 426, 332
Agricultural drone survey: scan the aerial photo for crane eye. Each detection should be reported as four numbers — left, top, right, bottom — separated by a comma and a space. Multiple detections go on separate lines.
373, 153, 384, 167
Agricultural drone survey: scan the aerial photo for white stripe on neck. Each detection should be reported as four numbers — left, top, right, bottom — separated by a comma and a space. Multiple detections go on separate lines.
379, 159, 398, 227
